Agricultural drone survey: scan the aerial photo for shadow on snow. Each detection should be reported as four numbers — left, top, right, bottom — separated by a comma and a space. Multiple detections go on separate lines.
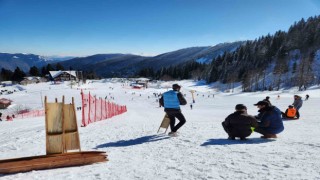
95, 134, 170, 149
201, 138, 275, 146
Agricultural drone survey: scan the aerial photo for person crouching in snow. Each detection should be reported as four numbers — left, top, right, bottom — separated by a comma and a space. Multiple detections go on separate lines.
159, 84, 187, 136
222, 104, 258, 140
281, 105, 300, 119
254, 101, 284, 139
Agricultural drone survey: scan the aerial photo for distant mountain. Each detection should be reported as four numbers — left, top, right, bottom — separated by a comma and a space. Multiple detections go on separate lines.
193, 42, 244, 64
58, 54, 142, 71
136, 42, 244, 70
89, 54, 147, 77
0, 41, 242, 77
0, 53, 72, 72
57, 42, 242, 77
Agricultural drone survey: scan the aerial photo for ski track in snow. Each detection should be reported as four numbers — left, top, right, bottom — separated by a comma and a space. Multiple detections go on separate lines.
0, 80, 319, 180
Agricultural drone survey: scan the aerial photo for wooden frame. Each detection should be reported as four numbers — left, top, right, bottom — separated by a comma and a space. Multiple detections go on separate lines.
157, 114, 170, 133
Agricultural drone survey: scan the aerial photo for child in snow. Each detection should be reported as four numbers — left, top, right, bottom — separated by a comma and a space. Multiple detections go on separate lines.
281, 105, 299, 119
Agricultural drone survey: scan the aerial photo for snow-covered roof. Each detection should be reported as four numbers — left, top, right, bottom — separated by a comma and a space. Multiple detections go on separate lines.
136, 77, 150, 81
23, 76, 42, 81
49, 71, 77, 78
0, 81, 12, 84
0, 98, 12, 104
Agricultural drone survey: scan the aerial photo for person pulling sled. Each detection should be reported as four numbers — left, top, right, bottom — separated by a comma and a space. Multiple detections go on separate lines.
159, 84, 187, 136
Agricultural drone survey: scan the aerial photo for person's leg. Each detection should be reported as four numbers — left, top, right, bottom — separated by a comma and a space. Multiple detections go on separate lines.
221, 122, 230, 134
254, 127, 270, 135
255, 127, 277, 138
166, 112, 176, 132
171, 111, 186, 132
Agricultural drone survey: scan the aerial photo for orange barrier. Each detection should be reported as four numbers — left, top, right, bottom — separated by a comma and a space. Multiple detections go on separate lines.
81, 90, 127, 127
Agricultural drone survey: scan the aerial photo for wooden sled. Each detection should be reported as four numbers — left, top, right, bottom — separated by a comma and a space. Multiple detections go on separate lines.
157, 114, 170, 133
0, 151, 108, 174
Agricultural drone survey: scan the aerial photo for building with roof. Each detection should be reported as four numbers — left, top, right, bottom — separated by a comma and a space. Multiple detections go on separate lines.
49, 71, 78, 82
0, 98, 12, 109
20, 76, 47, 85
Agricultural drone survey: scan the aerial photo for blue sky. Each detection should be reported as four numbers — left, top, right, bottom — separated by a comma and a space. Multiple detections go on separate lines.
0, 0, 319, 56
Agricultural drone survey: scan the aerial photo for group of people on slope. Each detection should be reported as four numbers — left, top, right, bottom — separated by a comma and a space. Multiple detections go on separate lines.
223, 101, 284, 140
159, 83, 303, 139
222, 95, 303, 140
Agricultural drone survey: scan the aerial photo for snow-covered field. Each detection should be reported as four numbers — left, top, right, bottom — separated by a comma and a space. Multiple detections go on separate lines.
0, 80, 319, 180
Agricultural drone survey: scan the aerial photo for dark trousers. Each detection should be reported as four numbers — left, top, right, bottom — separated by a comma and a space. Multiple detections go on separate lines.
222, 122, 251, 138
254, 127, 272, 135
166, 110, 186, 132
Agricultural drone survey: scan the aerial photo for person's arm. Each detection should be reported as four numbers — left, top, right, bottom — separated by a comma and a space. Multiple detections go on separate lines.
258, 119, 270, 127
249, 116, 258, 128
159, 96, 164, 107
177, 92, 187, 105
223, 115, 231, 127
257, 113, 270, 127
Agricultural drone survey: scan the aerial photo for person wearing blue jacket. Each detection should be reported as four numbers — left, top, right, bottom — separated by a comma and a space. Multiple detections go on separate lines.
253, 101, 284, 139
159, 84, 187, 136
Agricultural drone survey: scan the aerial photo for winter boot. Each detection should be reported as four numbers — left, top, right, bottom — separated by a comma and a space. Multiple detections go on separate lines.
261, 134, 277, 139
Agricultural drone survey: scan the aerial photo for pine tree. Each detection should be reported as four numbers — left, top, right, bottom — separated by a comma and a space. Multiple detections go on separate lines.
29, 66, 40, 76
12, 67, 26, 82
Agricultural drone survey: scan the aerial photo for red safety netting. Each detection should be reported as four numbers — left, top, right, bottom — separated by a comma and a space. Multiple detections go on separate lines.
81, 90, 127, 127
1, 109, 45, 121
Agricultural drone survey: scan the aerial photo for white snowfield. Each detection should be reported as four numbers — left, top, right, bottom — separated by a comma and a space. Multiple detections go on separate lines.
0, 80, 319, 180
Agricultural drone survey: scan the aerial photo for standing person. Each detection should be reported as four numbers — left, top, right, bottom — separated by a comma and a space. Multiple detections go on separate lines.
222, 104, 258, 140
292, 95, 303, 111
159, 84, 187, 136
190, 104, 193, 110
253, 101, 284, 138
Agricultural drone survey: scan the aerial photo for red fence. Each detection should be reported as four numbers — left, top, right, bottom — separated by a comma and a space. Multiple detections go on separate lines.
1, 109, 45, 121
81, 91, 127, 127
16, 110, 45, 119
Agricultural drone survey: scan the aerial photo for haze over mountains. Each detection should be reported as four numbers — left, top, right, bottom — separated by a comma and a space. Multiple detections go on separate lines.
0, 42, 243, 77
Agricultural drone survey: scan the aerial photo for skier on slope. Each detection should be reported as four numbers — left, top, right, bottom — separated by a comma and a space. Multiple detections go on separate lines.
159, 84, 187, 136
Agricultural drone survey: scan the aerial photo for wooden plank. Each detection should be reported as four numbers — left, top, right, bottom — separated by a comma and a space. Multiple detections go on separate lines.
0, 152, 107, 168
46, 101, 64, 155
63, 97, 81, 152
0, 151, 107, 164
0, 151, 107, 174
157, 114, 170, 133
1, 156, 107, 174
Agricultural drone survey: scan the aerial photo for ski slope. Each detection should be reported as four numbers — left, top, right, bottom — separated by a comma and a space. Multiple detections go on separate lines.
0, 80, 319, 180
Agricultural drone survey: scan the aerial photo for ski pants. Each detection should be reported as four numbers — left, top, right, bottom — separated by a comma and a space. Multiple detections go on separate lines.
165, 110, 186, 132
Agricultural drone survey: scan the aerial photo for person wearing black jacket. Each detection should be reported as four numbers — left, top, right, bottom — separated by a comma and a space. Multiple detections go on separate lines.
222, 104, 258, 140
159, 84, 187, 136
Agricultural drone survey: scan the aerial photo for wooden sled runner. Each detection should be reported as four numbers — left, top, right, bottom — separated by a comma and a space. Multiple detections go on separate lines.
157, 114, 170, 133
0, 96, 107, 174
0, 151, 107, 174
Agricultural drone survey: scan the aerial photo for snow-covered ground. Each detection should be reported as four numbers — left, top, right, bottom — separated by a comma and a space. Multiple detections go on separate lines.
0, 80, 319, 180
